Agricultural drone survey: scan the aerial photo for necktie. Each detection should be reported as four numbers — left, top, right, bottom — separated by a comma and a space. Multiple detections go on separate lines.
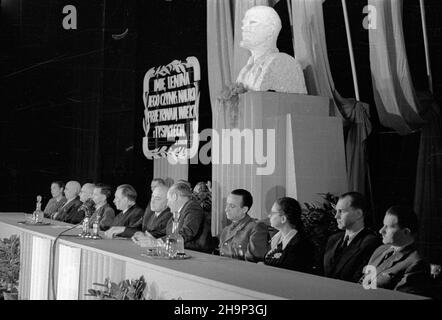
378, 248, 395, 266
341, 235, 350, 249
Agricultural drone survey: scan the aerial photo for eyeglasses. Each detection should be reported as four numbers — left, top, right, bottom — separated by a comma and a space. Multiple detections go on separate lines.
268, 211, 283, 217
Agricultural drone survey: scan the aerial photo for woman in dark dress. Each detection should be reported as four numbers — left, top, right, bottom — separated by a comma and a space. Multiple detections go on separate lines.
264, 197, 314, 273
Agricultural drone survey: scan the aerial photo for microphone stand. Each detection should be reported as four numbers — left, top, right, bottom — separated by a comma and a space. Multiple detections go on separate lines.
50, 221, 83, 300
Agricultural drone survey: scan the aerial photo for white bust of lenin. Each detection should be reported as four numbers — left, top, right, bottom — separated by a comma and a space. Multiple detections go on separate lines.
236, 6, 307, 94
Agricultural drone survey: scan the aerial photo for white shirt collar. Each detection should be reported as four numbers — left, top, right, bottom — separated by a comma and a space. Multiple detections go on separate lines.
345, 227, 364, 245
270, 229, 298, 250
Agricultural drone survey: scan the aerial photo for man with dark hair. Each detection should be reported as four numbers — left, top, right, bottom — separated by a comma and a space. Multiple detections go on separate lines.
89, 183, 115, 231
323, 192, 381, 282
219, 189, 268, 262
43, 181, 67, 218
104, 184, 144, 238
361, 206, 430, 296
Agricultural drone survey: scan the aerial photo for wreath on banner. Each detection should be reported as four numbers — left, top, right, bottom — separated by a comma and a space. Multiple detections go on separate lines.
153, 60, 189, 77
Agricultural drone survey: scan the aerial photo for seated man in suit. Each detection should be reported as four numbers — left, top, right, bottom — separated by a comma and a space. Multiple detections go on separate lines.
66, 182, 96, 224
219, 189, 269, 262
323, 192, 381, 283
126, 184, 172, 240
53, 180, 82, 223
166, 182, 213, 252
104, 184, 144, 237
105, 185, 161, 238
89, 183, 115, 231
164, 182, 213, 252
133, 182, 213, 253
361, 206, 430, 296
43, 181, 67, 218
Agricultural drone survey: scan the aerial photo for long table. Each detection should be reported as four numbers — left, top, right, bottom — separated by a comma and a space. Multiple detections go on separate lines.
0, 212, 427, 300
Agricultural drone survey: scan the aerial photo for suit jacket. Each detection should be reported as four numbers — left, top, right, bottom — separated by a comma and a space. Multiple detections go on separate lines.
120, 206, 172, 239
54, 197, 82, 223
219, 215, 269, 262
111, 204, 144, 229
43, 196, 67, 218
89, 203, 115, 231
164, 199, 213, 253
264, 231, 314, 273
362, 243, 430, 296
323, 228, 381, 283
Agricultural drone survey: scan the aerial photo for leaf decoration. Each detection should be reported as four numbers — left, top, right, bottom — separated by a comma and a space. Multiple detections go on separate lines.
86, 275, 179, 300
0, 235, 20, 292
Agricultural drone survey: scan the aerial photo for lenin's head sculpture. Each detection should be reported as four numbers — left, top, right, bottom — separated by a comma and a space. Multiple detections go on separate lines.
240, 6, 281, 53
236, 6, 307, 94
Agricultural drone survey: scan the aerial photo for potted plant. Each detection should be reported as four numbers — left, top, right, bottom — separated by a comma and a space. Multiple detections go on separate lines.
86, 275, 181, 300
301, 193, 339, 275
0, 235, 20, 300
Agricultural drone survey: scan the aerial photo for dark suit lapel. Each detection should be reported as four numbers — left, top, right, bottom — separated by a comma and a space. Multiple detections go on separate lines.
63, 199, 75, 213
376, 243, 416, 273
333, 244, 362, 275
223, 215, 252, 243
327, 233, 344, 266
177, 200, 192, 229
285, 232, 302, 250
332, 229, 368, 275
148, 208, 167, 227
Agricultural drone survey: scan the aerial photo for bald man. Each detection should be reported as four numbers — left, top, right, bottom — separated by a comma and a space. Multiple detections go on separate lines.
79, 183, 95, 203
53, 180, 82, 223
64, 182, 97, 224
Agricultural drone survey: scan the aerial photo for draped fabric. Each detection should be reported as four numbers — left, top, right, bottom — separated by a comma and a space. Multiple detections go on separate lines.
414, 93, 442, 264
333, 91, 372, 195
368, 0, 442, 262
289, 0, 371, 194
153, 158, 188, 184
207, 0, 235, 110
207, 0, 273, 236
368, 0, 425, 135
290, 0, 338, 115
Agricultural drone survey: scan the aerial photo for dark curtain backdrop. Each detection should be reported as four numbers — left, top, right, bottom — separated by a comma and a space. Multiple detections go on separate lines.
0, 0, 210, 211
134, 0, 211, 207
